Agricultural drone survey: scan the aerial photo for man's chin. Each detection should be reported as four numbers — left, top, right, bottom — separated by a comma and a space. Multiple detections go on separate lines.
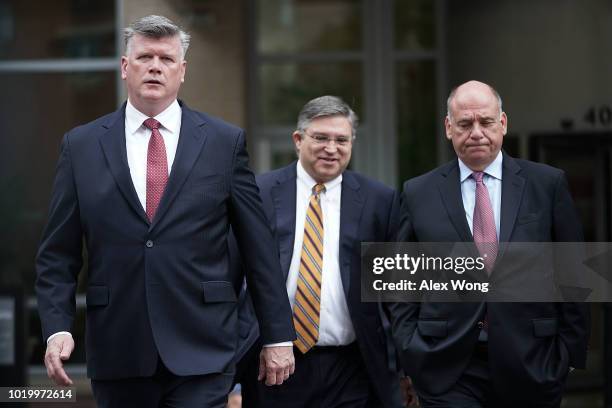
140, 92, 165, 101
313, 167, 341, 182
463, 155, 494, 170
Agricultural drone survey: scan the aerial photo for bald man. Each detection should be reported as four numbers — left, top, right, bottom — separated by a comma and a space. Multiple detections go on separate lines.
389, 81, 589, 407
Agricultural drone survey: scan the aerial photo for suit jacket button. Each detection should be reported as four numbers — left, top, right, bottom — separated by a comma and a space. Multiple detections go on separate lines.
146, 240, 154, 248
477, 321, 484, 329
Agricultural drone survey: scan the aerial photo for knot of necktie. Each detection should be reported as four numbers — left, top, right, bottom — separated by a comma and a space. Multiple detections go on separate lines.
471, 171, 485, 183
312, 183, 326, 197
143, 118, 161, 130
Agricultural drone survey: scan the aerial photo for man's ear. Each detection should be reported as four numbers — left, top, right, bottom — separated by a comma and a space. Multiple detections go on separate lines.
444, 116, 453, 140
292, 131, 302, 151
120, 56, 128, 80
500, 112, 508, 136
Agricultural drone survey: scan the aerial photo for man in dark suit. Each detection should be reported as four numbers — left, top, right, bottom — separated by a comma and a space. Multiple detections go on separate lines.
389, 80, 590, 407
236, 96, 405, 407
35, 15, 294, 407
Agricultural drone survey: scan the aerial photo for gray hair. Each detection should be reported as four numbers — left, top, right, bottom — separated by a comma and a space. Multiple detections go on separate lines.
296, 96, 359, 138
446, 82, 503, 119
124, 15, 191, 59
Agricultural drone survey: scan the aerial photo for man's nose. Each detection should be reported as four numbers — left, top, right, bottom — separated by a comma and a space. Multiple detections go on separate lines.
148, 57, 162, 73
470, 124, 484, 139
324, 141, 339, 153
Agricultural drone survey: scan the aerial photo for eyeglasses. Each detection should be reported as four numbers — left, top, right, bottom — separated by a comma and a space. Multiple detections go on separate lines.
305, 132, 353, 147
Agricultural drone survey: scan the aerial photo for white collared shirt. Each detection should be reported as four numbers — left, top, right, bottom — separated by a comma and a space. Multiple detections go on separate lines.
285, 161, 356, 346
458, 151, 503, 240
125, 99, 182, 211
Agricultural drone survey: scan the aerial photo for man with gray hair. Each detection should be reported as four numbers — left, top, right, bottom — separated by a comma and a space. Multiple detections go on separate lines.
234, 95, 407, 407
36, 14, 295, 407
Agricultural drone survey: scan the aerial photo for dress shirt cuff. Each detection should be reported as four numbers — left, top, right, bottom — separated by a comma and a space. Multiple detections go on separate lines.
47, 332, 72, 344
263, 341, 293, 347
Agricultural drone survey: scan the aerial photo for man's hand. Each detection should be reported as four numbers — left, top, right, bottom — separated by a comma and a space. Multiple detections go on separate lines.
44, 334, 74, 386
400, 376, 418, 407
258, 346, 295, 386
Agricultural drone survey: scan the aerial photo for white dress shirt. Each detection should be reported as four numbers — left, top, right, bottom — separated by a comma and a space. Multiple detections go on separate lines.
285, 161, 356, 346
458, 151, 503, 239
125, 99, 182, 211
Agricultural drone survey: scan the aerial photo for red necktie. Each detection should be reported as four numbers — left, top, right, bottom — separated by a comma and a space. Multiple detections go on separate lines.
144, 118, 168, 221
472, 171, 497, 337
472, 171, 498, 273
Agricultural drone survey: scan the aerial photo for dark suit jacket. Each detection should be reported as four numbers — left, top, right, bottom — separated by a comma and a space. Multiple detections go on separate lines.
389, 152, 590, 401
235, 162, 403, 407
35, 101, 294, 380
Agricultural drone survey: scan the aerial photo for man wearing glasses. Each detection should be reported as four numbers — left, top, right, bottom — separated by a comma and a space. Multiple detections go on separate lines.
235, 95, 407, 407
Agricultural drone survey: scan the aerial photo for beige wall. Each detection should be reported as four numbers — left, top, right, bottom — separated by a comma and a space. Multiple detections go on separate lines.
447, 0, 612, 136
122, 0, 247, 127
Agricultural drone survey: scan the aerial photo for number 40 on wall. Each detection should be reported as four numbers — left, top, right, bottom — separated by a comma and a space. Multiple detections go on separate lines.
584, 106, 612, 127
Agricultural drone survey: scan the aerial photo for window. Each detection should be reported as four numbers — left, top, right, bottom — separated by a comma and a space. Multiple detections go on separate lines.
249, 0, 444, 188
0, 0, 119, 369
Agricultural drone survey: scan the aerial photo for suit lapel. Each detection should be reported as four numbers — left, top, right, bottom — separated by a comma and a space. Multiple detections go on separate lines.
437, 161, 473, 242
150, 103, 208, 230
499, 153, 525, 244
98, 103, 149, 224
339, 172, 364, 300
271, 164, 297, 280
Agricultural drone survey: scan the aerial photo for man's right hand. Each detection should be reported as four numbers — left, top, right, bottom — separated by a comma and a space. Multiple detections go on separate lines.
258, 345, 295, 386
44, 333, 74, 386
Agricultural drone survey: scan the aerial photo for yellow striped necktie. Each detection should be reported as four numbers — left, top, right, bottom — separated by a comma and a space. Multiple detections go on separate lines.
293, 183, 325, 353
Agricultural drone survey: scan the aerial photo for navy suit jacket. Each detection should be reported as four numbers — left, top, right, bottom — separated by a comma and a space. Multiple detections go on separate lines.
389, 153, 590, 401
35, 102, 294, 380
235, 162, 403, 407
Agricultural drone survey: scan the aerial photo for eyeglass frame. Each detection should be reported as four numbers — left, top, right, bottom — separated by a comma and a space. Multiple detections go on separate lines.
300, 131, 355, 147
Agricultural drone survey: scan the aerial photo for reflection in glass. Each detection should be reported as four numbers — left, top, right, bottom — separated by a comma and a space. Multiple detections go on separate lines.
396, 61, 437, 184
394, 0, 436, 51
258, 0, 362, 53
531, 138, 602, 241
0, 72, 116, 293
259, 62, 363, 125
0, 0, 115, 59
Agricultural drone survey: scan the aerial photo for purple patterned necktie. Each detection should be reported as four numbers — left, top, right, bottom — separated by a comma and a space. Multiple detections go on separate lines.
144, 118, 168, 222
472, 171, 498, 274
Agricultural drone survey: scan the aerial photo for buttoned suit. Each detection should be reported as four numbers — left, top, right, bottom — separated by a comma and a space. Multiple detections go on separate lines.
35, 101, 294, 382
389, 152, 590, 405
235, 162, 403, 407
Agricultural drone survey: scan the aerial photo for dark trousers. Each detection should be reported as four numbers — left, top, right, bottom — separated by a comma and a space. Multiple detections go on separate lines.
241, 342, 376, 408
91, 358, 234, 408
417, 345, 564, 408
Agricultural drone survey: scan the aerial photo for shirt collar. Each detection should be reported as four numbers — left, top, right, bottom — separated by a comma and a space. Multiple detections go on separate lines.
296, 160, 343, 193
458, 151, 503, 183
125, 99, 181, 135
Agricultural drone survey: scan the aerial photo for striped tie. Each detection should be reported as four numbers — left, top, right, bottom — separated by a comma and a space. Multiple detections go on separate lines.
293, 183, 325, 353
472, 171, 498, 273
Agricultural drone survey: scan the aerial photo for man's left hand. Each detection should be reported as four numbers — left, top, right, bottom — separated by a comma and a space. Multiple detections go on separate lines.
400, 376, 418, 407
258, 346, 295, 386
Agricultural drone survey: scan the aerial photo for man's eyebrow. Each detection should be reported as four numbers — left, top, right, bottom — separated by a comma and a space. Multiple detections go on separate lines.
456, 118, 473, 124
